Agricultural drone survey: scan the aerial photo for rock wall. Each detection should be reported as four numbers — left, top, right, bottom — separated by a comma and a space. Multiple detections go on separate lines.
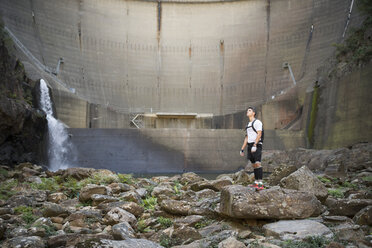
0, 24, 47, 165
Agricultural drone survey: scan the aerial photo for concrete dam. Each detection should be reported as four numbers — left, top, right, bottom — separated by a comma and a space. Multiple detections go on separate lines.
1, 0, 368, 173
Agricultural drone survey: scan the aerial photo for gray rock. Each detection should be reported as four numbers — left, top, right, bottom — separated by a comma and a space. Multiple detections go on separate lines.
0, 218, 5, 239
80, 238, 164, 248
218, 236, 246, 248
112, 221, 135, 240
280, 165, 328, 202
2, 236, 46, 248
180, 172, 205, 185
190, 178, 232, 192
353, 206, 372, 225
330, 223, 364, 242
151, 185, 175, 199
172, 225, 202, 243
108, 183, 132, 194
160, 200, 193, 215
79, 184, 110, 202
43, 202, 69, 217
7, 226, 28, 238
263, 220, 333, 240
174, 215, 204, 228
119, 191, 143, 204
28, 226, 47, 237
53, 167, 95, 180
195, 189, 218, 200
174, 230, 237, 248
119, 202, 144, 217
325, 198, 372, 217
136, 188, 148, 198
91, 194, 119, 206
6, 195, 33, 207
32, 217, 53, 227
0, 207, 13, 215
47, 233, 112, 247
267, 164, 297, 186
47, 193, 68, 203
220, 185, 323, 219
104, 207, 137, 226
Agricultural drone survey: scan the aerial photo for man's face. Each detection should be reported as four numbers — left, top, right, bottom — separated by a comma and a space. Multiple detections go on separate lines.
247, 108, 255, 117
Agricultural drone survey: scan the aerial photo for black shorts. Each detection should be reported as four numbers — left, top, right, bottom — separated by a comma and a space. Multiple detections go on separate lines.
247, 143, 262, 164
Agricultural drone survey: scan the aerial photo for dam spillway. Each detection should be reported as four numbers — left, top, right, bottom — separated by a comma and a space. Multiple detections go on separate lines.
0, 0, 353, 116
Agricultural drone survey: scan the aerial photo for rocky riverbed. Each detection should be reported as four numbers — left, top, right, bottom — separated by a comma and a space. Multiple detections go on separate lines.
0, 143, 371, 248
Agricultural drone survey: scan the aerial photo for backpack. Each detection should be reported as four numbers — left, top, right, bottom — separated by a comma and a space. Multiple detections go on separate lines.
247, 119, 264, 143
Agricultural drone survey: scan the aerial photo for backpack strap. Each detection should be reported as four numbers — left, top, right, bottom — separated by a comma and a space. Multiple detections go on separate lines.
251, 119, 257, 134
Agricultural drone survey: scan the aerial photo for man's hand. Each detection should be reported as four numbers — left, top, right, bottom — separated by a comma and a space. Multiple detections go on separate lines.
251, 146, 257, 153
240, 150, 244, 156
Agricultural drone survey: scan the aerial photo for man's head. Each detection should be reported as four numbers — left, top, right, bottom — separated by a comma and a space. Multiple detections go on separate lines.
247, 106, 256, 118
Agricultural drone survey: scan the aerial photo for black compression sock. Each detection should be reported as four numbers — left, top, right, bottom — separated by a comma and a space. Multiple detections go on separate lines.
257, 167, 263, 180
253, 168, 259, 181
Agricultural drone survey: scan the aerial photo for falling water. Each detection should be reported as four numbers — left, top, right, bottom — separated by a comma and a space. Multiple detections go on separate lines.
39, 79, 76, 171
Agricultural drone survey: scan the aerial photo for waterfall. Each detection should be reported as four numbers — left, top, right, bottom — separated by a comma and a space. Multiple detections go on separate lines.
39, 79, 76, 171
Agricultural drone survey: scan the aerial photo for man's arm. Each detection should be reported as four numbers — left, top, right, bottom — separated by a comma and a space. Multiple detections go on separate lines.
240, 135, 248, 156
254, 131, 262, 146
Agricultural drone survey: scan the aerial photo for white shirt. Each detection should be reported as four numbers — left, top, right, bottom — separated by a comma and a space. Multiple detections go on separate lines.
246, 119, 263, 143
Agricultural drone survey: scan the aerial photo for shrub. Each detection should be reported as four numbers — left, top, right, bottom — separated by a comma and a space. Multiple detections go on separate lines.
157, 216, 173, 229
14, 205, 37, 224
328, 188, 344, 198
118, 173, 134, 185
141, 196, 157, 211
282, 236, 330, 248
195, 218, 213, 229
31, 177, 59, 192
0, 179, 17, 200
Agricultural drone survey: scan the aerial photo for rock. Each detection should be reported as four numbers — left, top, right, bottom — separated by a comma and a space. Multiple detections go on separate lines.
220, 185, 323, 219
2, 236, 46, 248
190, 197, 219, 217
28, 226, 47, 237
195, 189, 218, 200
8, 226, 28, 238
6, 195, 33, 207
263, 220, 333, 240
218, 236, 246, 248
353, 206, 372, 225
325, 198, 372, 217
0, 218, 6, 239
330, 223, 364, 242
234, 170, 254, 185
160, 200, 193, 215
43, 202, 69, 217
47, 233, 112, 247
119, 202, 144, 217
198, 222, 225, 238
190, 178, 232, 192
112, 221, 135, 240
0, 207, 13, 215
53, 167, 94, 180
47, 193, 68, 203
267, 164, 297, 186
172, 225, 202, 243
280, 165, 328, 202
119, 191, 142, 204
151, 185, 175, 199
104, 207, 137, 226
51, 217, 64, 224
91, 194, 118, 206
108, 183, 132, 194
174, 215, 204, 228
174, 230, 237, 248
33, 217, 53, 227
180, 172, 205, 185
79, 238, 164, 248
79, 184, 110, 202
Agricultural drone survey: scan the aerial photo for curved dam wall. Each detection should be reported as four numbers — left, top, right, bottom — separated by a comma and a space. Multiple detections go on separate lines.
0, 0, 352, 116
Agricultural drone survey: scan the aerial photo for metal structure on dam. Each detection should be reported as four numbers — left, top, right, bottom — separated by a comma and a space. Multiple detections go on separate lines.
0, 0, 353, 116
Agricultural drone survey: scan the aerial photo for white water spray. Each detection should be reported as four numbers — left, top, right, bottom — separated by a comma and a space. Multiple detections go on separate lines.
39, 79, 76, 171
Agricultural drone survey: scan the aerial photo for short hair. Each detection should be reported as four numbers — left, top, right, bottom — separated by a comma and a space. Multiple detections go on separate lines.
248, 106, 256, 116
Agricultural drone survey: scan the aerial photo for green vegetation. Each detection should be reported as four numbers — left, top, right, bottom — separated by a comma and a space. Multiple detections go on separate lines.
118, 173, 135, 185
157, 216, 173, 229
195, 218, 213, 229
317, 176, 332, 184
173, 181, 182, 195
141, 196, 158, 211
14, 205, 37, 225
30, 177, 60, 192
137, 219, 152, 233
362, 176, 372, 182
282, 236, 330, 248
0, 179, 17, 200
33, 222, 57, 236
328, 188, 344, 198
333, 0, 372, 65
159, 234, 180, 248
307, 82, 319, 147
0, 168, 9, 177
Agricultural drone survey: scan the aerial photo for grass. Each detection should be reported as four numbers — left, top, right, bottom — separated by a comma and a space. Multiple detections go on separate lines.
362, 176, 372, 182
282, 236, 330, 248
137, 219, 153, 233
0, 179, 17, 200
118, 173, 135, 185
157, 216, 173, 229
141, 196, 157, 211
328, 188, 344, 199
14, 205, 37, 225
195, 218, 213, 229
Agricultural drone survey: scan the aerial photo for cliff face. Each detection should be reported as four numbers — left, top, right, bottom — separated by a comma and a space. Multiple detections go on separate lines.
0, 25, 47, 166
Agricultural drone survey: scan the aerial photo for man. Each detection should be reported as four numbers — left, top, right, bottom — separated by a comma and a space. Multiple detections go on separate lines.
240, 106, 264, 189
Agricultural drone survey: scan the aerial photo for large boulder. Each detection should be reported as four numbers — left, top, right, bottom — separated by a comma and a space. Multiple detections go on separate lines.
220, 185, 323, 219
280, 166, 328, 202
112, 221, 136, 240
263, 220, 333, 241
78, 238, 163, 248
2, 236, 46, 248
79, 184, 110, 202
325, 198, 372, 217
353, 206, 372, 225
266, 164, 297, 186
